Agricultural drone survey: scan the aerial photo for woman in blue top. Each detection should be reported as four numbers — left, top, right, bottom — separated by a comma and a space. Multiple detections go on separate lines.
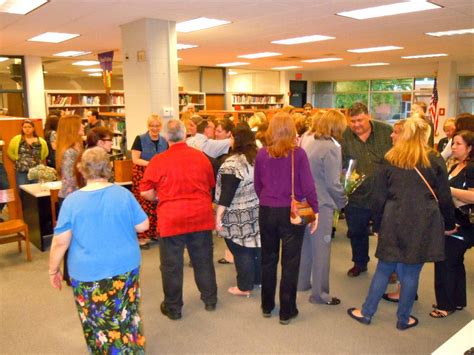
131, 114, 169, 248
49, 147, 149, 354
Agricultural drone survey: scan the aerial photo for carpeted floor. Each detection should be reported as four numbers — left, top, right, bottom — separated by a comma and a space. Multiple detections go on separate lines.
0, 222, 472, 354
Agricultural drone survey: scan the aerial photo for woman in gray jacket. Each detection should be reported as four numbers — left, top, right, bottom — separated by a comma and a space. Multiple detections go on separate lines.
298, 109, 348, 305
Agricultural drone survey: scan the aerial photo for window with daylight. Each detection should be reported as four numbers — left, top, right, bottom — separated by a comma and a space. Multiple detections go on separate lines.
0, 56, 28, 117
312, 77, 435, 123
458, 76, 474, 114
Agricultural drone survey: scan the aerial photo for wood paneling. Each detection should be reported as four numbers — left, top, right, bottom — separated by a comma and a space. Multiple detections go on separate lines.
206, 94, 225, 110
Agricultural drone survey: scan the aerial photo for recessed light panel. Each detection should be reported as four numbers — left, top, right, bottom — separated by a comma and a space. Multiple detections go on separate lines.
348, 46, 402, 53
272, 66, 302, 70
176, 17, 230, 33
216, 62, 249, 67
88, 73, 102, 77
337, 1, 442, 20
402, 53, 448, 59
0, 0, 48, 15
238, 52, 282, 59
272, 34, 334, 45
351, 63, 389, 67
426, 28, 474, 37
228, 70, 238, 75
28, 32, 79, 43
72, 60, 100, 66
302, 57, 343, 63
82, 68, 103, 72
177, 43, 198, 50
0, 57, 9, 62
54, 51, 91, 57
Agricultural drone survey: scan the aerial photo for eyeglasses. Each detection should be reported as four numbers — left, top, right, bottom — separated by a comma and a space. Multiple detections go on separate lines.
101, 138, 113, 142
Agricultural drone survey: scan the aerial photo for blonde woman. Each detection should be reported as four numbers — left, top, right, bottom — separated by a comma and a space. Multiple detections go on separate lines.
348, 117, 456, 330
254, 112, 319, 325
297, 110, 348, 305
131, 114, 168, 248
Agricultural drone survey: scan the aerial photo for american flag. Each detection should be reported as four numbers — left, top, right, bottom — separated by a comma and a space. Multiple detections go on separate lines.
428, 77, 439, 134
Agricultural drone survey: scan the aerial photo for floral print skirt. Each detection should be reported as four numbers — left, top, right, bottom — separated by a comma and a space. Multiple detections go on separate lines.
132, 164, 158, 241
71, 267, 145, 354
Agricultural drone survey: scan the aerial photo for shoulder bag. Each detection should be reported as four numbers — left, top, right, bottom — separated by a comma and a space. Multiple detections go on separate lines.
414, 166, 438, 202
290, 150, 316, 225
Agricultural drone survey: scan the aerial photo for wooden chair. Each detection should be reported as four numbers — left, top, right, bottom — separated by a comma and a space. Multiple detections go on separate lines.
49, 188, 60, 228
0, 188, 32, 261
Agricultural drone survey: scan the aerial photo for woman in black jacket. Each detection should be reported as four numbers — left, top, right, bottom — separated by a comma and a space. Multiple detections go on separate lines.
347, 117, 456, 330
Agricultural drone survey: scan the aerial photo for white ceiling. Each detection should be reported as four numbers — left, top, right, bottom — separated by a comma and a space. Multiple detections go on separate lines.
0, 0, 473, 75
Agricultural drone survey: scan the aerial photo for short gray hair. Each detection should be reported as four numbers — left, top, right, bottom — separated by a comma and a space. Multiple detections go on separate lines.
77, 147, 112, 180
166, 119, 186, 142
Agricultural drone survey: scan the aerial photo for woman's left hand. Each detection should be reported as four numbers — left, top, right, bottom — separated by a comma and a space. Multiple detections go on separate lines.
310, 214, 319, 234
49, 271, 63, 290
215, 218, 223, 232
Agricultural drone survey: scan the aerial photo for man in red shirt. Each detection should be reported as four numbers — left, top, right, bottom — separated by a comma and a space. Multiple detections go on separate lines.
141, 119, 217, 320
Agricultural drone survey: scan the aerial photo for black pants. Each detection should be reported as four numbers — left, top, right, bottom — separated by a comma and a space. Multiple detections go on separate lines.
159, 231, 217, 314
434, 236, 469, 311
225, 238, 261, 291
259, 206, 305, 320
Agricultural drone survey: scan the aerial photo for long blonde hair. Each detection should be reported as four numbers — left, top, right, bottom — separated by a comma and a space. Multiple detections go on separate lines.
56, 115, 83, 173
313, 109, 347, 141
266, 112, 296, 158
385, 117, 432, 169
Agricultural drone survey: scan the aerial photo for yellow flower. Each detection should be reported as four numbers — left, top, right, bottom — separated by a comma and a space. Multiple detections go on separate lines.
122, 335, 129, 344
137, 335, 146, 346
108, 330, 121, 341
113, 280, 125, 290
128, 288, 135, 302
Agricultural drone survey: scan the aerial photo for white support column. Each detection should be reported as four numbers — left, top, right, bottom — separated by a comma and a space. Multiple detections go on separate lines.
436, 61, 457, 138
121, 18, 179, 149
24, 56, 46, 120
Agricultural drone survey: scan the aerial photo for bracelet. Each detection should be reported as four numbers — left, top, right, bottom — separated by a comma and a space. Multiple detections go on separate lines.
48, 270, 59, 275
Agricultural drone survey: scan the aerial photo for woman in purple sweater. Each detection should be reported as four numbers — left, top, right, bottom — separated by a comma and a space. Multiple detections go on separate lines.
254, 112, 319, 325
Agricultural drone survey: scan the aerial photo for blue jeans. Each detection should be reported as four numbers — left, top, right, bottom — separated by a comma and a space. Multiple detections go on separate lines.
362, 260, 423, 324
159, 231, 217, 314
225, 238, 261, 291
345, 204, 372, 266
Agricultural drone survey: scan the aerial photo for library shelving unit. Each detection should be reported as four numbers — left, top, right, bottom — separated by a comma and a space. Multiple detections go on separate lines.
230, 93, 284, 110
179, 91, 206, 112
44, 90, 125, 117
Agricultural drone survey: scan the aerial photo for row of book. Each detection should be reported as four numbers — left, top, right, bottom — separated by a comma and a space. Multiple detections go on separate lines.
48, 96, 73, 106
232, 95, 281, 104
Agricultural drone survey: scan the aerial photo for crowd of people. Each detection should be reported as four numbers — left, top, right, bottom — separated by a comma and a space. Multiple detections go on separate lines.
2, 103, 471, 352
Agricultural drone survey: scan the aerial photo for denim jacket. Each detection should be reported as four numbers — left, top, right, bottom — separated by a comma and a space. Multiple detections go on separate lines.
139, 133, 168, 161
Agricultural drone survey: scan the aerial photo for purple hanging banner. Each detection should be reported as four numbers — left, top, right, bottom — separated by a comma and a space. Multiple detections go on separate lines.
98, 51, 114, 94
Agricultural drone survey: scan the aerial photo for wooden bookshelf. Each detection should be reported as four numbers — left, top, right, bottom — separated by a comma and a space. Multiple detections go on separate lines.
45, 90, 125, 117
98, 112, 127, 156
179, 91, 206, 112
230, 93, 284, 110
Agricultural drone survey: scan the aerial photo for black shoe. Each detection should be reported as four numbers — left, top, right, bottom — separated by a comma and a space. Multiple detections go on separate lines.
139, 243, 150, 250
347, 265, 367, 277
279, 309, 299, 325
205, 303, 216, 311
160, 302, 181, 320
347, 307, 371, 325
396, 315, 418, 330
325, 297, 341, 305
217, 258, 231, 264
262, 311, 272, 318
383, 293, 419, 303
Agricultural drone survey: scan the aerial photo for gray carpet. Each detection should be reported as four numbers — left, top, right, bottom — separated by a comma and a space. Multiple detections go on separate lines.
0, 222, 472, 354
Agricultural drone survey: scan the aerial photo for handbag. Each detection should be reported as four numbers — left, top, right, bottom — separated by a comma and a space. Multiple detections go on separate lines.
414, 167, 438, 202
290, 150, 316, 225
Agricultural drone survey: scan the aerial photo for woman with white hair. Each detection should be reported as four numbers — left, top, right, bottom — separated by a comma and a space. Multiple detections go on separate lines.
49, 147, 149, 353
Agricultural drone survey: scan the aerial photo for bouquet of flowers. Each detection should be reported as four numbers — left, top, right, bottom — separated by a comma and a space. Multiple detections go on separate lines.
27, 164, 57, 182
341, 159, 366, 195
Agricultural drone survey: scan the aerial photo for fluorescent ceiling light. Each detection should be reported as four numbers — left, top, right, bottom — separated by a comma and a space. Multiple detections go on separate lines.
238, 52, 282, 59
337, 1, 442, 20
0, 0, 48, 15
88, 73, 102, 77
351, 62, 389, 67
177, 57, 182, 61
54, 51, 91, 57
402, 53, 448, 59
28, 32, 79, 43
272, 66, 302, 70
176, 17, 230, 33
228, 70, 238, 75
82, 68, 103, 72
302, 57, 343, 63
177, 43, 198, 50
348, 45, 402, 53
216, 62, 249, 67
0, 57, 9, 62
72, 60, 100, 66
426, 28, 474, 37
272, 34, 334, 45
